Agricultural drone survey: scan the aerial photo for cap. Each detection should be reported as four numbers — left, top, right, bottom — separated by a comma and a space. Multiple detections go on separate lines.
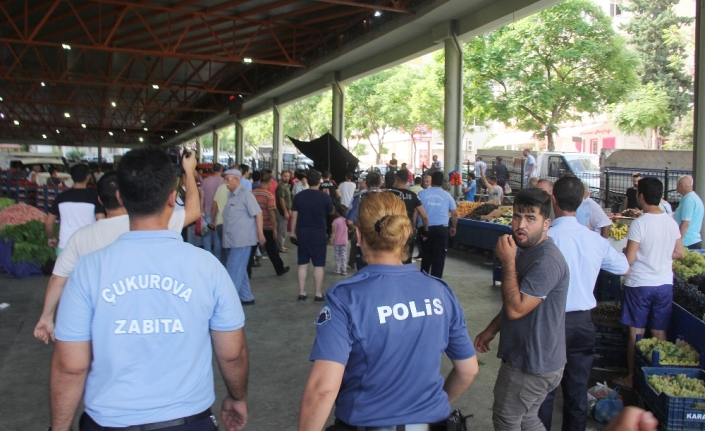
222, 169, 242, 178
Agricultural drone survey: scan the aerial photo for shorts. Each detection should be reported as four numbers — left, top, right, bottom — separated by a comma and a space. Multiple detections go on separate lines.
297, 241, 327, 267
619, 284, 673, 330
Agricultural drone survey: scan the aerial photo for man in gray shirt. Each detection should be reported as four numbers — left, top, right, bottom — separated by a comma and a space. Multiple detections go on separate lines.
222, 168, 265, 304
475, 188, 569, 431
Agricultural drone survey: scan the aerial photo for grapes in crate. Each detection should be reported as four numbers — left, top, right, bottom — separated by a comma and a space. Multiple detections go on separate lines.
636, 338, 701, 366
648, 374, 705, 397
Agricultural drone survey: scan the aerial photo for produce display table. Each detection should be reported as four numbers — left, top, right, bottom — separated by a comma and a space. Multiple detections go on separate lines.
455, 218, 513, 250
0, 238, 43, 278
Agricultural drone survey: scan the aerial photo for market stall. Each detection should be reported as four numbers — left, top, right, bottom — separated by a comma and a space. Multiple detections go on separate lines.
0, 199, 53, 278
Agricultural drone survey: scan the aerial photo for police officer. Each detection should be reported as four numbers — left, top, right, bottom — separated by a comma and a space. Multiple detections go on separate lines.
299, 192, 479, 431
51, 147, 249, 431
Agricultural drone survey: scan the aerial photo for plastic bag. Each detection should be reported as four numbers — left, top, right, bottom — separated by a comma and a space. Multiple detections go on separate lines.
594, 387, 624, 424
588, 381, 613, 401
504, 183, 512, 194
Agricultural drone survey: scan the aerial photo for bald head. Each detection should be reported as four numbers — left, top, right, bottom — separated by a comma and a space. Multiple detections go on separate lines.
677, 175, 694, 195
537, 179, 554, 195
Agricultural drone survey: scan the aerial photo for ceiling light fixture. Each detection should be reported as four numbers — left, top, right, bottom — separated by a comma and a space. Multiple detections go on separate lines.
161, 136, 164, 139
139, 137, 144, 142
0, 113, 4, 118
152, 84, 159, 89
243, 57, 252, 64
175, 130, 179, 134
14, 120, 19, 125
62, 44, 71, 50
0, 97, 3, 101
111, 102, 117, 107
192, 122, 196, 126
81, 124, 86, 128
41, 82, 46, 87
144, 127, 148, 131
109, 131, 113, 136
56, 129, 60, 134
64, 112, 70, 118
42, 134, 47, 139
374, 11, 382, 17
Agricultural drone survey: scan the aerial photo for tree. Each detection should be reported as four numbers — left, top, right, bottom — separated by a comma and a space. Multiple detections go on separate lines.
464, 0, 639, 150
283, 92, 332, 141
243, 114, 273, 157
665, 111, 694, 149
621, 0, 693, 133
345, 69, 398, 164
609, 83, 671, 148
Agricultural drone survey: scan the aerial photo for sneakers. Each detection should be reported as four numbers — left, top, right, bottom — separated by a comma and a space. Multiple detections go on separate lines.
314, 295, 325, 302
333, 270, 342, 274
298, 294, 307, 302
241, 300, 255, 306
341, 272, 347, 276
277, 266, 290, 276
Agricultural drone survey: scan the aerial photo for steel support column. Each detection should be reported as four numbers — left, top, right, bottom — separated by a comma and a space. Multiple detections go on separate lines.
212, 129, 219, 165
694, 0, 705, 239
444, 21, 463, 197
332, 76, 345, 145
196, 138, 203, 163
273, 103, 283, 174
97, 147, 102, 166
235, 120, 244, 166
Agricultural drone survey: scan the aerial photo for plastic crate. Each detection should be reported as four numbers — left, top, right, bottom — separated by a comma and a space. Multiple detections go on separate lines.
595, 323, 628, 346
635, 334, 705, 371
635, 367, 705, 431
594, 345, 628, 369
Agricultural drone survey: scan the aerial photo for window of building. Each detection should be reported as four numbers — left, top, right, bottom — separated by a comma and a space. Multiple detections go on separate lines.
591, 139, 598, 154
465, 140, 473, 151
610, 0, 622, 17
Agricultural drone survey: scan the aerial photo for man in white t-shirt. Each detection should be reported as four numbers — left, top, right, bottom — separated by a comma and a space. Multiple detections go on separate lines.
523, 148, 538, 180
33, 153, 200, 344
339, 172, 356, 209
616, 177, 685, 389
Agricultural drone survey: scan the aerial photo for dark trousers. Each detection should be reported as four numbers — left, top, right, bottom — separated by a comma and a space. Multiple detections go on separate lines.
263, 230, 287, 274
421, 225, 449, 278
348, 232, 358, 268
216, 225, 226, 263
538, 310, 595, 431
404, 230, 417, 264
247, 245, 257, 278
687, 242, 702, 250
79, 412, 216, 431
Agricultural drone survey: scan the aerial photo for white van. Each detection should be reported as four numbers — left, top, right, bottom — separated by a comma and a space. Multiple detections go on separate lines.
0, 152, 74, 187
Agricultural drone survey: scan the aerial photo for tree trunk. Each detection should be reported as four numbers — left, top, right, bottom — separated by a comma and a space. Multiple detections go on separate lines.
547, 130, 555, 152
652, 126, 659, 149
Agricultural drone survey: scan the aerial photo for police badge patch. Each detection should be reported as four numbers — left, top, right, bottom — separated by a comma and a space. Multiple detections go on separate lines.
315, 306, 331, 326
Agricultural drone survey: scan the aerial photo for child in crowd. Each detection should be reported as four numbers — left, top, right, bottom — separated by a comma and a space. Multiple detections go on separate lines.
331, 203, 349, 275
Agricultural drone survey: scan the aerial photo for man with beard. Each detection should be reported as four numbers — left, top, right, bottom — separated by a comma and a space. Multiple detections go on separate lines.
474, 188, 569, 431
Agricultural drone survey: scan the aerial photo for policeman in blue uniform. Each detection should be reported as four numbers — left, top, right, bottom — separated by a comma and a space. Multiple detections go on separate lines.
299, 192, 479, 431
51, 147, 249, 431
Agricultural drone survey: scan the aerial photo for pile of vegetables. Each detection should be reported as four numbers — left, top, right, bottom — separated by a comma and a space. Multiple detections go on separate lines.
0, 197, 14, 211
465, 204, 498, 220
0, 202, 54, 265
636, 337, 701, 366
591, 304, 622, 321
456, 201, 485, 218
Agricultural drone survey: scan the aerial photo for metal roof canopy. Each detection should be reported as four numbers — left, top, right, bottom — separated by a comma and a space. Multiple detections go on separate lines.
0, 0, 560, 149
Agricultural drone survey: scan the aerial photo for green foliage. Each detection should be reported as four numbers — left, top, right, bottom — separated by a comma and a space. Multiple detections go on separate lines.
1, 220, 55, 265
243, 114, 273, 157
621, 0, 693, 130
66, 149, 85, 161
665, 111, 694, 149
0, 198, 14, 211
608, 83, 671, 144
283, 92, 332, 141
463, 0, 638, 150
217, 125, 236, 154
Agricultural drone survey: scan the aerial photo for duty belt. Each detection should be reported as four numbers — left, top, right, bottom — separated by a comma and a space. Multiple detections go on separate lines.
336, 419, 432, 431
85, 409, 213, 431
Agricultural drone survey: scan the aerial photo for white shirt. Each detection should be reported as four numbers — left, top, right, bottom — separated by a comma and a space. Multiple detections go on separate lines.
585, 197, 611, 232
548, 217, 629, 312
53, 210, 185, 277
525, 154, 537, 177
339, 181, 356, 208
474, 161, 487, 177
625, 212, 681, 287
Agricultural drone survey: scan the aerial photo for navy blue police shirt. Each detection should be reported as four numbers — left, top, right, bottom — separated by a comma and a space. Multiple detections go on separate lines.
310, 264, 476, 426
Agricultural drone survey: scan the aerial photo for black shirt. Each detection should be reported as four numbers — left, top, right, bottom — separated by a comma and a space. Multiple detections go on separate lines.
494, 163, 509, 182
625, 187, 638, 209
388, 187, 422, 221
320, 180, 338, 202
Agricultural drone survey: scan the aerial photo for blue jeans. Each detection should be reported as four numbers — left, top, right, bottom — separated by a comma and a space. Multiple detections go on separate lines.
226, 246, 253, 302
202, 215, 221, 258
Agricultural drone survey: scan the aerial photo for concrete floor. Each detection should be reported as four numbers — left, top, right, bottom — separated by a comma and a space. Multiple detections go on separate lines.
0, 245, 610, 431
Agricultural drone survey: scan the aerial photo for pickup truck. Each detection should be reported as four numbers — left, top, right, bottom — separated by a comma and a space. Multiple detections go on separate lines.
0, 151, 74, 187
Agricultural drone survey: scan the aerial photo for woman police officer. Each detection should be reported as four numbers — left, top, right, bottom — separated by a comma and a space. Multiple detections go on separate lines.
298, 192, 479, 431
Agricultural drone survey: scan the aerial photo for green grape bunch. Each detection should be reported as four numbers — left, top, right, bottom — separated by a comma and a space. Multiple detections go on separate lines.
636, 338, 701, 366
648, 374, 705, 398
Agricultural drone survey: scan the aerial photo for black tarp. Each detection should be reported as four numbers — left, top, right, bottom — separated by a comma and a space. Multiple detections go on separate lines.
288, 133, 359, 184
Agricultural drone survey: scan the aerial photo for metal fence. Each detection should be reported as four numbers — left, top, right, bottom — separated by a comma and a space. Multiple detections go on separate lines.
590, 168, 689, 213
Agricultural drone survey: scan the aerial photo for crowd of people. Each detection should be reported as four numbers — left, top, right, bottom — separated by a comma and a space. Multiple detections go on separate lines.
28, 146, 700, 431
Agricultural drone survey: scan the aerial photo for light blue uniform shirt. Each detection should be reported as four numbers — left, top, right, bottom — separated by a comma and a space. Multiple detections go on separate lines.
525, 154, 537, 177
548, 217, 629, 312
575, 199, 590, 228
54, 230, 244, 427
675, 191, 705, 246
418, 187, 456, 226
